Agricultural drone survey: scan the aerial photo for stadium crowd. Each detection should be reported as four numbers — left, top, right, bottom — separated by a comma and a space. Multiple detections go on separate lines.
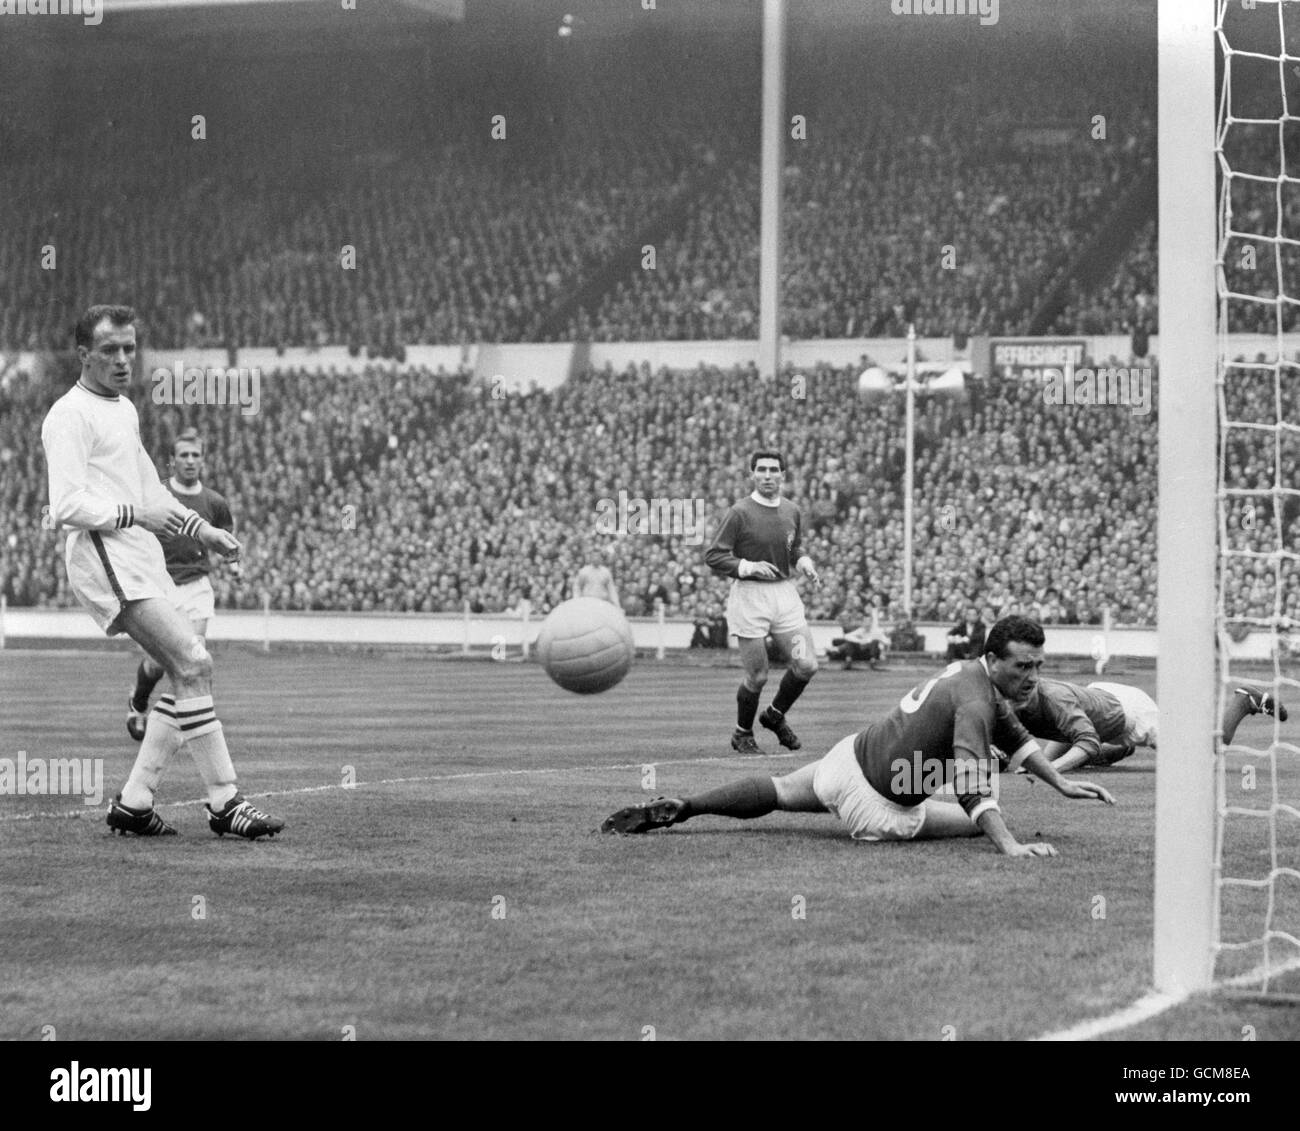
9, 341, 1300, 632
578, 76, 1153, 343
1, 31, 1161, 354
0, 352, 1190, 628
13, 16, 1300, 637
1049, 219, 1158, 339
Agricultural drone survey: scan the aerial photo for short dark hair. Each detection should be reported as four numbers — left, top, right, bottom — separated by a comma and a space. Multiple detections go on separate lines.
173, 429, 203, 455
750, 449, 785, 472
74, 304, 136, 350
984, 615, 1045, 658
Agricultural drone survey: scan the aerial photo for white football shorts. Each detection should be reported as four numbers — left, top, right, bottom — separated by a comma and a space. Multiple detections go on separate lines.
64, 527, 178, 636
726, 578, 807, 639
1089, 681, 1159, 747
812, 733, 928, 841
173, 575, 216, 625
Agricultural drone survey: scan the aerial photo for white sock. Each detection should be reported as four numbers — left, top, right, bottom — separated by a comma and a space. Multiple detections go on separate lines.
120, 696, 183, 810
174, 695, 238, 810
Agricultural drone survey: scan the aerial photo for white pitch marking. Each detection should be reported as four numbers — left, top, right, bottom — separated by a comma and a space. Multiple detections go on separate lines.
0, 751, 801, 822
1034, 954, 1300, 1040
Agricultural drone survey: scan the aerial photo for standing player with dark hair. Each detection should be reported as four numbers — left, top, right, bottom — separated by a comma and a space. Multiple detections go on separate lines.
705, 450, 821, 755
42, 304, 283, 839
602, 616, 1115, 856
126, 429, 238, 740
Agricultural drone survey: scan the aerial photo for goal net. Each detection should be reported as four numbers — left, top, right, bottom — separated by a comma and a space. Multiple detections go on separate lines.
1207, 0, 1300, 997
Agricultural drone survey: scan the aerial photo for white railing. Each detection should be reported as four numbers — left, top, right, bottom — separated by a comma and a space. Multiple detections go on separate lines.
1, 594, 1279, 661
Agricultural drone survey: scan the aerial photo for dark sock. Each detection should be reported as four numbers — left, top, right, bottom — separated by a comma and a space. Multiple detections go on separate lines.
770, 668, 811, 716
736, 684, 761, 731
681, 776, 778, 821
132, 662, 163, 712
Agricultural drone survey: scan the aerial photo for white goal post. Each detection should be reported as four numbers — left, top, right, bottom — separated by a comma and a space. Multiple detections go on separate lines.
1155, 0, 1218, 996
1158, 0, 1300, 999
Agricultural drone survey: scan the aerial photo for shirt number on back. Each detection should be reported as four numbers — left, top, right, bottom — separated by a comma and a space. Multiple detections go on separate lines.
899, 662, 963, 714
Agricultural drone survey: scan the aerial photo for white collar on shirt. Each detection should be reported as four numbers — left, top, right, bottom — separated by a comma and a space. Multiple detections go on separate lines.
169, 477, 202, 496
749, 491, 780, 508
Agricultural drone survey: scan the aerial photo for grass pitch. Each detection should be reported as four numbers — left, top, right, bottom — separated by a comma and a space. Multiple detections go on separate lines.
1, 648, 1297, 1041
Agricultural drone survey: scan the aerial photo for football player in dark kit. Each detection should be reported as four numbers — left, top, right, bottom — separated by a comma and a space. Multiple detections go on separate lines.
704, 450, 821, 755
1012, 676, 1287, 772
126, 429, 237, 740
603, 616, 1115, 857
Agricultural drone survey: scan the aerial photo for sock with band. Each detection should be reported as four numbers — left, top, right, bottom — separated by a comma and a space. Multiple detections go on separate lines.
770, 669, 812, 716
736, 684, 761, 731
173, 695, 238, 811
120, 695, 183, 810
681, 776, 779, 821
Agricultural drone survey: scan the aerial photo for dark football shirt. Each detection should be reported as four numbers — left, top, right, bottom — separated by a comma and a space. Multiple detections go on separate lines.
1013, 678, 1128, 763
704, 496, 804, 581
854, 659, 1038, 819
158, 481, 234, 585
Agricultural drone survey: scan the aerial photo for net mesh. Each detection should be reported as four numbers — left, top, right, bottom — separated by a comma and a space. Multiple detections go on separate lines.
1214, 0, 1300, 995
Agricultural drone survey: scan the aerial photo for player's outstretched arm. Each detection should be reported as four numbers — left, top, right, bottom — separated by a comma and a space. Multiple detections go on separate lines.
975, 808, 1057, 858
1019, 749, 1116, 805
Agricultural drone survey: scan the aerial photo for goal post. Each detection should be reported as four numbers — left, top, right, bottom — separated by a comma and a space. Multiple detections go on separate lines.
1157, 0, 1300, 1000
1154, 0, 1218, 995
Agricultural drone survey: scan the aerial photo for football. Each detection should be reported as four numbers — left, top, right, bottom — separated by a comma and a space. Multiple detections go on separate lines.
536, 597, 636, 694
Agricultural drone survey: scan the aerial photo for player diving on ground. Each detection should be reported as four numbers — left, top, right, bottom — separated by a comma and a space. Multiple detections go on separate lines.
602, 616, 1115, 857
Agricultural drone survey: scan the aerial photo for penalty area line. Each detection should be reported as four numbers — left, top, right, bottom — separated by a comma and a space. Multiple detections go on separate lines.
0, 750, 802, 821
1032, 990, 1187, 1042
1034, 954, 1300, 1040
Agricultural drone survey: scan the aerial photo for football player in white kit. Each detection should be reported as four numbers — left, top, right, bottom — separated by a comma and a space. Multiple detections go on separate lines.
41, 305, 283, 839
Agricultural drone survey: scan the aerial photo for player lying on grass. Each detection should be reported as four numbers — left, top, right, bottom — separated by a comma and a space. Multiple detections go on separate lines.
1014, 678, 1287, 774
41, 304, 284, 840
602, 616, 1115, 858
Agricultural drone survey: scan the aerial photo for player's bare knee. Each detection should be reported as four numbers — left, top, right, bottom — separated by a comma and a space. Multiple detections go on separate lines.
793, 656, 818, 680
744, 671, 768, 692
773, 770, 824, 812
174, 635, 212, 684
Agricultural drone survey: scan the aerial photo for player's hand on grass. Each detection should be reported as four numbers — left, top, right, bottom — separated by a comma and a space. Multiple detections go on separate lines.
1056, 779, 1116, 805
136, 497, 190, 537
1005, 841, 1058, 858
200, 524, 242, 561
